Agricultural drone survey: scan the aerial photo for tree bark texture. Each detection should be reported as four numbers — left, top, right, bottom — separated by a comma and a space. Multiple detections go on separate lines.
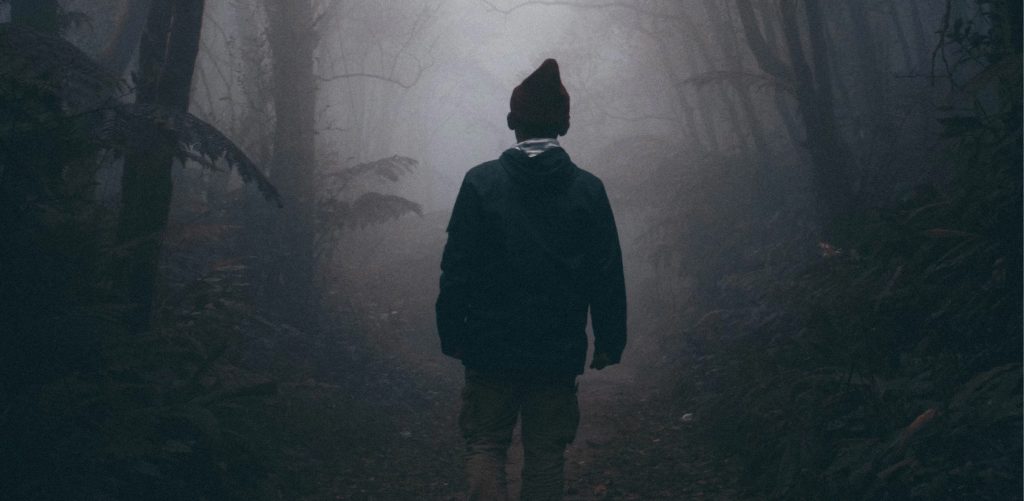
264, 0, 319, 327
117, 0, 205, 333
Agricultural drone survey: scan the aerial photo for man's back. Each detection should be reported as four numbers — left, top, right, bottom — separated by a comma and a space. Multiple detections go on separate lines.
437, 145, 626, 377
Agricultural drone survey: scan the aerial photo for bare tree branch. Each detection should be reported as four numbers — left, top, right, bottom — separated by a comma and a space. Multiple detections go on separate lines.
317, 63, 429, 89
929, 0, 953, 86
316, 1, 437, 90
479, 0, 681, 19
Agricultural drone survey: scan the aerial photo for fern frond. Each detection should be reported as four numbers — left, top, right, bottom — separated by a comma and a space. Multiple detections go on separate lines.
99, 104, 281, 206
0, 23, 123, 111
318, 192, 421, 230
0, 24, 280, 207
325, 155, 418, 188
349, 192, 421, 227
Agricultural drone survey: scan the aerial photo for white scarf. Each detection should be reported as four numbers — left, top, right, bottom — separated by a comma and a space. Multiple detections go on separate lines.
512, 138, 560, 158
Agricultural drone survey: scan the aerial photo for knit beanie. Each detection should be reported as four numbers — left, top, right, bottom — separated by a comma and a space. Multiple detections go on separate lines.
509, 59, 570, 129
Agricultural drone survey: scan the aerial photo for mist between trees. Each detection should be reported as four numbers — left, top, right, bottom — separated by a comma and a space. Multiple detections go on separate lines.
0, 0, 1020, 499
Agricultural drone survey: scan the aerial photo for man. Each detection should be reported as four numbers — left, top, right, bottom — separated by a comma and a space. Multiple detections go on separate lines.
436, 59, 627, 501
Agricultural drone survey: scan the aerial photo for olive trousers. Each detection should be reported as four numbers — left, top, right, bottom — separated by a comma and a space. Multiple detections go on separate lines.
459, 368, 580, 501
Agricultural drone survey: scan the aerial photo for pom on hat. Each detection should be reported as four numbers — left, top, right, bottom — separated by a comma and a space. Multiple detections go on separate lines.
509, 59, 570, 129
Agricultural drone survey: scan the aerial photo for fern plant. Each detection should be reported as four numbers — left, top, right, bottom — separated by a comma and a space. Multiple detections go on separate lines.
314, 155, 422, 260
0, 20, 282, 383
0, 23, 281, 205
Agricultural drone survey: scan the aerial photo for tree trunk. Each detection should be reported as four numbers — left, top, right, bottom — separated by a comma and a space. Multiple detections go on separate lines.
682, 1, 767, 156
906, 0, 931, 66
101, 0, 154, 76
682, 42, 724, 153
264, 0, 319, 328
760, 7, 805, 146
843, 0, 890, 137
781, 0, 854, 229
701, 0, 775, 196
117, 0, 205, 333
737, 0, 855, 231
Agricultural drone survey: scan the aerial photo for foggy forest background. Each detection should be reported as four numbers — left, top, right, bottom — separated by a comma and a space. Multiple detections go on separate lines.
0, 0, 1020, 499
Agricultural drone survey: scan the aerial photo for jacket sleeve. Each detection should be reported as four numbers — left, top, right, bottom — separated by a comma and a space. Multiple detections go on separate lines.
436, 175, 482, 358
588, 181, 627, 363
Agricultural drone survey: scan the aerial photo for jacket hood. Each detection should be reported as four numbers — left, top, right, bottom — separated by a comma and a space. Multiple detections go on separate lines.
499, 147, 577, 194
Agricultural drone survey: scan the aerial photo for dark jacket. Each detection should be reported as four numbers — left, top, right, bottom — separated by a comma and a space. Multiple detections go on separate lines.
436, 146, 626, 377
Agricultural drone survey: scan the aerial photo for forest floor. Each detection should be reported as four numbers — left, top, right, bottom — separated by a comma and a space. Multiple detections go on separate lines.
237, 330, 745, 501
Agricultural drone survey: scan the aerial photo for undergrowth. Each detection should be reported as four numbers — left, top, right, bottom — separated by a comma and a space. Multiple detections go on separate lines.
672, 1, 1022, 498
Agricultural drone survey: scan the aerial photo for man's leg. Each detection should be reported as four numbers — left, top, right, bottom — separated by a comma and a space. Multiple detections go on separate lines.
460, 369, 519, 501
519, 378, 579, 501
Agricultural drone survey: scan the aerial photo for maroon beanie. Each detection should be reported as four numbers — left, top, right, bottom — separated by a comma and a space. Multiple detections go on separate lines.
509, 59, 570, 129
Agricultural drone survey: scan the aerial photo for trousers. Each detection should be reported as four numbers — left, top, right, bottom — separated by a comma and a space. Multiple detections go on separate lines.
459, 368, 579, 501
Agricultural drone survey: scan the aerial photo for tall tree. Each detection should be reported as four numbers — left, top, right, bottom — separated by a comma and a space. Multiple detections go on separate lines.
117, 0, 205, 333
736, 0, 855, 231
261, 0, 320, 327
255, 0, 434, 326
841, 0, 891, 142
100, 0, 154, 75
699, 0, 771, 157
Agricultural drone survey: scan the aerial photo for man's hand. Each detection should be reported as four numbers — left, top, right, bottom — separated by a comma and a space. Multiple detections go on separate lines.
590, 352, 611, 370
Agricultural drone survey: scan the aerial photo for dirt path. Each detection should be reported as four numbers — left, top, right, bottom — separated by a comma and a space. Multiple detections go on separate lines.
338, 358, 744, 500
513, 367, 742, 501
566, 372, 743, 500
256, 331, 744, 500
295, 214, 746, 499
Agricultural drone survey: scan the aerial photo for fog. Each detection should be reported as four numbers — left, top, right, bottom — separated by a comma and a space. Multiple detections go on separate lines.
2, 0, 1019, 499
294, 0, 681, 211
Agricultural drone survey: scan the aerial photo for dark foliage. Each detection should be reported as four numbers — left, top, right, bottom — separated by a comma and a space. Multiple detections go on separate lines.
0, 23, 280, 204
0, 20, 286, 499
314, 155, 422, 258
101, 103, 280, 205
0, 23, 121, 110
665, 1, 1022, 498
